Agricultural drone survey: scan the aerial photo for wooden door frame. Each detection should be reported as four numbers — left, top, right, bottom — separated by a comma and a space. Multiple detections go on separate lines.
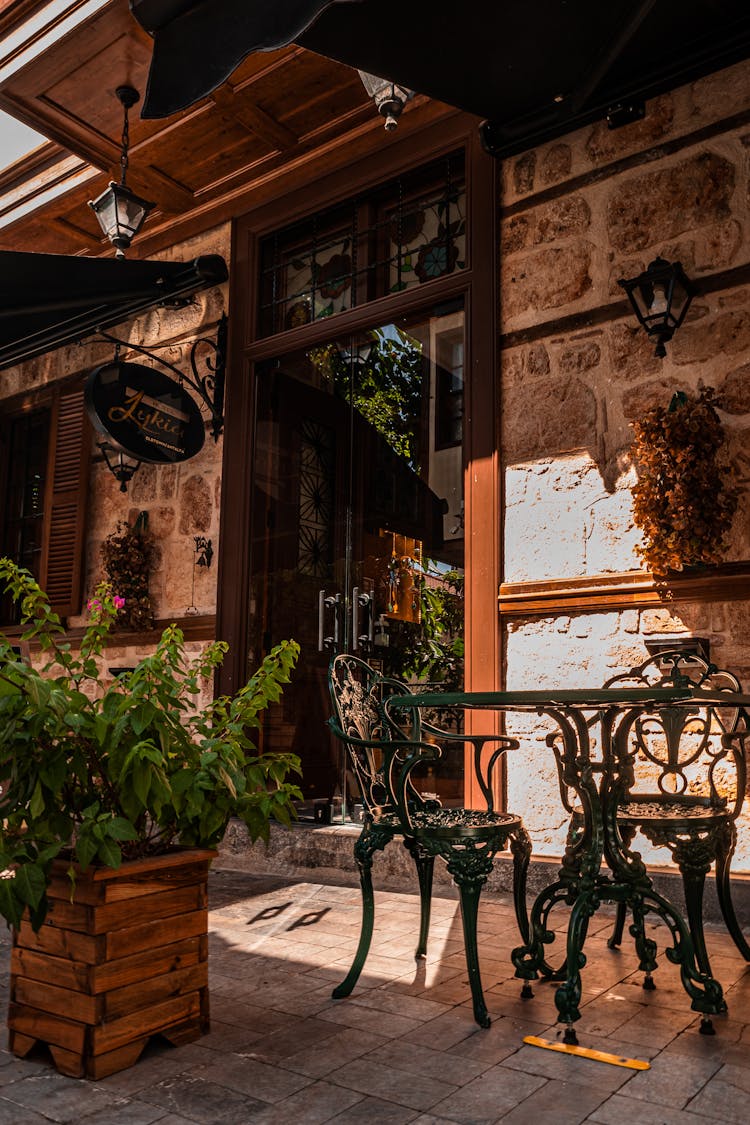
217, 114, 501, 806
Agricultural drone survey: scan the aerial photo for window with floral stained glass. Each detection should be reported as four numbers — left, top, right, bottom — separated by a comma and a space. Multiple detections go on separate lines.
257, 152, 465, 337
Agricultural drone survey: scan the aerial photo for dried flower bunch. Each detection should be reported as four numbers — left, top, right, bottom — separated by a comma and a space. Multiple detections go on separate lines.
630, 387, 738, 576
100, 513, 154, 631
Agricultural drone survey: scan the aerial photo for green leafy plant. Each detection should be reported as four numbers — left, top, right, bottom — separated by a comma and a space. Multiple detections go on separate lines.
631, 387, 738, 577
100, 513, 154, 631
0, 558, 301, 931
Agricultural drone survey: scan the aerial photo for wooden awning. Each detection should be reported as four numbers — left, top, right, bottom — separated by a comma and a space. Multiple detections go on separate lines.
0, 252, 227, 370
131, 0, 750, 156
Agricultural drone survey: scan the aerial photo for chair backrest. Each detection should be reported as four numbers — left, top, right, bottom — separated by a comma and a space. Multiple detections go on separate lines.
604, 650, 746, 812
328, 653, 422, 819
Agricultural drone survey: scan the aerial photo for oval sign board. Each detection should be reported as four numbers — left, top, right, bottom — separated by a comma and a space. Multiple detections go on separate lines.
85, 361, 205, 463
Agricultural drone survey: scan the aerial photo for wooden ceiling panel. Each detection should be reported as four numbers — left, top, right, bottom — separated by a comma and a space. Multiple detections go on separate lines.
134, 114, 273, 195
259, 53, 365, 135
0, 2, 439, 256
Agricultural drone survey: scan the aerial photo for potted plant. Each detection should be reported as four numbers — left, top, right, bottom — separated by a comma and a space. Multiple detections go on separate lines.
0, 558, 301, 1079
630, 387, 738, 577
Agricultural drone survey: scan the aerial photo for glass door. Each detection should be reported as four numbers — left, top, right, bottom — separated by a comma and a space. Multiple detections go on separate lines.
247, 303, 465, 818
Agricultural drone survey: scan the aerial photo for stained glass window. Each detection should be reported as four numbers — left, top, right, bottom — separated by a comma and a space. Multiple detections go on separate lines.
258, 152, 465, 336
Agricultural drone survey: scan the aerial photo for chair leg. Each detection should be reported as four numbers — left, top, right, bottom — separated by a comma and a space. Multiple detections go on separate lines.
678, 857, 712, 979
715, 823, 750, 962
608, 901, 627, 949
448, 851, 494, 1029
332, 824, 391, 1000
404, 838, 434, 958
510, 825, 532, 945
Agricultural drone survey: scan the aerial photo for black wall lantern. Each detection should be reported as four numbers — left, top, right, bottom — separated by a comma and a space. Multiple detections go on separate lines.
89, 86, 155, 259
618, 257, 694, 358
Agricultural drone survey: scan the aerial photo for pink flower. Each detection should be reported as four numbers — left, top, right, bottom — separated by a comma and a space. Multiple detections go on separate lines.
113, 595, 126, 610
87, 598, 102, 612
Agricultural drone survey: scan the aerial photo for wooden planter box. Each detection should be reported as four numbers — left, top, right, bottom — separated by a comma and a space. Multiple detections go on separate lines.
8, 847, 215, 1080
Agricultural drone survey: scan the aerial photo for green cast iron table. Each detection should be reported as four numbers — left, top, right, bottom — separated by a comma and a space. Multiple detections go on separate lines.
388, 685, 750, 1039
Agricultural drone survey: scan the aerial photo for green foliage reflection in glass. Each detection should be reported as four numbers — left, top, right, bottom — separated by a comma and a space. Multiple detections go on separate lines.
386, 563, 464, 691
310, 326, 424, 469
0, 558, 301, 931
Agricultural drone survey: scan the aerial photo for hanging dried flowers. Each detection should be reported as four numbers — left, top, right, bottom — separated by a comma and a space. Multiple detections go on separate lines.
630, 387, 738, 577
100, 512, 155, 630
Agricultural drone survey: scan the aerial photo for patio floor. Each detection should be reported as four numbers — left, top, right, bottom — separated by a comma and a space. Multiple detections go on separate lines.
0, 866, 749, 1124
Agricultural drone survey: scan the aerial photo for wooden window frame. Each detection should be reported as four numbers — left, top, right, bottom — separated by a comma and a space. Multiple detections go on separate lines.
217, 115, 499, 806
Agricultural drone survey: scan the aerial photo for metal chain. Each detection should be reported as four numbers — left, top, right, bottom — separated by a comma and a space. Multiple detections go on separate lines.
120, 102, 130, 185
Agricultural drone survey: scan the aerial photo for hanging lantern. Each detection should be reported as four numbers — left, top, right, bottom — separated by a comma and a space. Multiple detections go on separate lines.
88, 86, 154, 258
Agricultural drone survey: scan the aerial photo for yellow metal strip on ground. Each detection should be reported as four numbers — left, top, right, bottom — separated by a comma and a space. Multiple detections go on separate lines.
523, 1036, 650, 1070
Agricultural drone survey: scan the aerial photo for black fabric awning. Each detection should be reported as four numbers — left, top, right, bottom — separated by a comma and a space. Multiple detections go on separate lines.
0, 251, 228, 371
132, 0, 750, 157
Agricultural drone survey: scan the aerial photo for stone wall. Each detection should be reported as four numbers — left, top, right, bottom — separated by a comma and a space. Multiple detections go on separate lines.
1, 223, 230, 629
499, 59, 750, 865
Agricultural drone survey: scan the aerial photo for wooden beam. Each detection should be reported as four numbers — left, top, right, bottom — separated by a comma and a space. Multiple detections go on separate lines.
210, 86, 298, 151
51, 215, 98, 250
498, 563, 750, 619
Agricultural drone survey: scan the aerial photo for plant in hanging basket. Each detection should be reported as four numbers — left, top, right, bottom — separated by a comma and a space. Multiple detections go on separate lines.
630, 386, 738, 577
100, 513, 154, 631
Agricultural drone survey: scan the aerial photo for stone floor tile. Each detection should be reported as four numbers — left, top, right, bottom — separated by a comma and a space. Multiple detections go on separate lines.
621, 1051, 722, 1108
135, 1074, 268, 1125
278, 1028, 387, 1079
245, 1079, 364, 1123
0, 1071, 129, 1121
318, 1000, 423, 1038
586, 1090, 721, 1124
239, 1016, 342, 1063
428, 1064, 547, 1124
368, 1039, 487, 1087
497, 1077, 609, 1124
73, 1100, 171, 1124
326, 1054, 459, 1111
348, 988, 452, 1022
0, 1096, 59, 1125
327, 1095, 419, 1123
685, 1062, 750, 1123
193, 1053, 312, 1103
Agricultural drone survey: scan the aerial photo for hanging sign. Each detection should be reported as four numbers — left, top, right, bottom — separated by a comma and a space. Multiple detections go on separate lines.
85, 360, 205, 463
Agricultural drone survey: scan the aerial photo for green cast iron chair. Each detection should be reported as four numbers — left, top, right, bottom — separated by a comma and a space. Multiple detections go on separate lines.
603, 650, 749, 981
556, 650, 750, 989
328, 653, 531, 1028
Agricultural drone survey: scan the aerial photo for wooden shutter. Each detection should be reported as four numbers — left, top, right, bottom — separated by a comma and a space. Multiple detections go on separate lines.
39, 385, 90, 618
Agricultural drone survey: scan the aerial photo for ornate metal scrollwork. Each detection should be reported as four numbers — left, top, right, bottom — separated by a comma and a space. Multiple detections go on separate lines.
96, 312, 227, 441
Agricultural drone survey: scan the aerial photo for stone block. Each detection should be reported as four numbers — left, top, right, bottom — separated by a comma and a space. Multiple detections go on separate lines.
621, 376, 685, 421
533, 195, 591, 243
606, 152, 735, 253
717, 364, 750, 414
608, 322, 663, 380
540, 143, 572, 184
585, 94, 674, 164
501, 241, 592, 321
513, 151, 536, 195
179, 474, 213, 534
557, 339, 601, 375
672, 308, 750, 365
502, 375, 597, 462
501, 215, 530, 254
